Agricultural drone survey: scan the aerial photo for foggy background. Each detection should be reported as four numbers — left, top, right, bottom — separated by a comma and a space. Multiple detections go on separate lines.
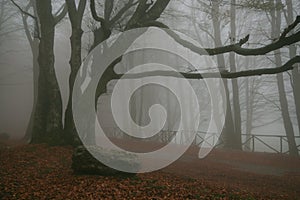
0, 0, 299, 153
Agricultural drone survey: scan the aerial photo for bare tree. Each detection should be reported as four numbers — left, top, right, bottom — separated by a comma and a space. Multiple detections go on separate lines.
10, 0, 39, 142
11, 0, 299, 152
30, 0, 68, 144
91, 6, 300, 153
90, 0, 140, 50
63, 0, 87, 145
229, 0, 242, 149
286, 0, 300, 136
210, 0, 240, 149
270, 0, 298, 156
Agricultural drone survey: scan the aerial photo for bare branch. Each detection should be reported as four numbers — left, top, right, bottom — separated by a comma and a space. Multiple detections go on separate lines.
21, 1, 34, 46
167, 15, 300, 56
126, 0, 148, 29
141, 0, 170, 22
109, 0, 138, 26
66, 0, 77, 23
77, 0, 87, 20
54, 2, 65, 16
90, 0, 105, 24
54, 3, 68, 25
66, 0, 87, 25
113, 56, 300, 80
10, 0, 36, 20
104, 0, 114, 21
280, 15, 300, 39
164, 24, 300, 56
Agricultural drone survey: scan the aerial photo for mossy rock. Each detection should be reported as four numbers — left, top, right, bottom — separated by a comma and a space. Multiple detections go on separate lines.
72, 145, 140, 176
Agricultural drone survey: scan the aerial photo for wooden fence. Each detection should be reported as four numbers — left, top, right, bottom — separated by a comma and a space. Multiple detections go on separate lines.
194, 133, 300, 154
109, 128, 300, 154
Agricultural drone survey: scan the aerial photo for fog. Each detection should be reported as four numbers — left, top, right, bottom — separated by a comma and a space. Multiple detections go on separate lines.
0, 0, 299, 153
0, 22, 71, 139
1, 0, 300, 199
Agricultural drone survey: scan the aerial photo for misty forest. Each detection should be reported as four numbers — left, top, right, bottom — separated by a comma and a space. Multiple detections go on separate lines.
1, 0, 300, 199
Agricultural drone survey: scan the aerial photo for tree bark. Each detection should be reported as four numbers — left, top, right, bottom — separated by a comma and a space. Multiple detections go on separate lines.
92, 0, 171, 99
245, 57, 254, 151
271, 0, 298, 156
20, 0, 39, 143
64, 0, 86, 146
31, 0, 64, 145
229, 0, 242, 149
286, 0, 300, 136
24, 38, 39, 143
211, 0, 239, 149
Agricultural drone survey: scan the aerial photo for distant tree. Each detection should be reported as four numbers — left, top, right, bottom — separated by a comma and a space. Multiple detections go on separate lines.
269, 0, 298, 156
229, 0, 242, 149
0, 0, 20, 47
286, 0, 300, 136
10, 0, 39, 143
185, 0, 241, 149
10, 0, 300, 154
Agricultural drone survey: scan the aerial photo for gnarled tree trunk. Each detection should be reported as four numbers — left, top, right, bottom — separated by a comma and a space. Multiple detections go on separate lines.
64, 0, 86, 146
31, 0, 64, 145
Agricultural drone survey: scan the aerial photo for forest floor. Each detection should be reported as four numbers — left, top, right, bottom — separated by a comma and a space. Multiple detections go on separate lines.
0, 140, 300, 200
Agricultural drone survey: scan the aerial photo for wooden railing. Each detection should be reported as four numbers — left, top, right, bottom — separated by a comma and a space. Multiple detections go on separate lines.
241, 134, 300, 154
110, 128, 300, 154
194, 133, 300, 154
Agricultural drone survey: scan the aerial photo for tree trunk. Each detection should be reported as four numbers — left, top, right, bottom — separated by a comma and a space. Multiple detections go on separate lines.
271, 0, 298, 156
91, 26, 111, 51
286, 0, 300, 136
31, 0, 64, 145
24, 38, 39, 143
245, 57, 254, 151
229, 0, 242, 149
22, 0, 39, 143
211, 0, 239, 149
64, 0, 86, 146
64, 27, 83, 145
